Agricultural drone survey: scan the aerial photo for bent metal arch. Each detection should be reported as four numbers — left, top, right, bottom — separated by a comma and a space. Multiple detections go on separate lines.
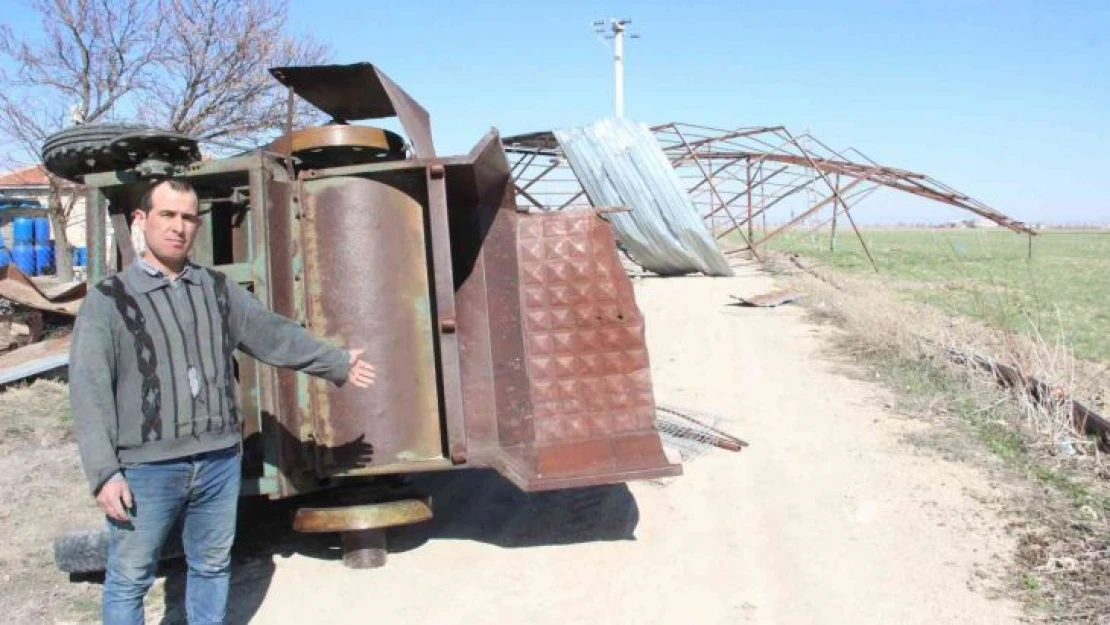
503, 122, 1035, 273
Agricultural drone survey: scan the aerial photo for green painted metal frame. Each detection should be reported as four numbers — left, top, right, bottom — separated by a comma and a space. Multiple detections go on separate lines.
81, 149, 471, 498
82, 154, 295, 497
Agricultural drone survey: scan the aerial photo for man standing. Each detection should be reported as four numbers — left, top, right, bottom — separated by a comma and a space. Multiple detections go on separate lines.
69, 178, 376, 624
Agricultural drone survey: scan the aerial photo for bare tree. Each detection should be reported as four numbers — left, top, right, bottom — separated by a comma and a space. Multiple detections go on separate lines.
0, 0, 329, 282
142, 0, 327, 148
0, 0, 161, 280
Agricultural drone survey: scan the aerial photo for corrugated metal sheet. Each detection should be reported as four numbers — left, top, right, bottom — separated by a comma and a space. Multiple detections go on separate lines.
554, 118, 733, 277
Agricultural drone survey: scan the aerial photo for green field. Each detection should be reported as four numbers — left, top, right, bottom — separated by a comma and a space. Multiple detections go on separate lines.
763, 228, 1110, 364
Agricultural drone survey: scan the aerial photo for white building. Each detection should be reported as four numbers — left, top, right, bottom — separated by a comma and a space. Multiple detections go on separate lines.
0, 165, 87, 248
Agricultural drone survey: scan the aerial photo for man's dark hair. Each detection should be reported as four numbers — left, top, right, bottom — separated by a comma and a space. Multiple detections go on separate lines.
138, 178, 197, 213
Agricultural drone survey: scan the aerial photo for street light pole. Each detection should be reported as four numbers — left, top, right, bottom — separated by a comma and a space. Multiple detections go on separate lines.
613, 20, 625, 118
593, 18, 637, 118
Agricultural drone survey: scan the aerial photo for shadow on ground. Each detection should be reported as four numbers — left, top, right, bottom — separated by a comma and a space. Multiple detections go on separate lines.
154, 469, 639, 624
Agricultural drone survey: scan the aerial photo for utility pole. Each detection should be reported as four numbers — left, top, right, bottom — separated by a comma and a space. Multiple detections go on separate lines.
593, 18, 638, 118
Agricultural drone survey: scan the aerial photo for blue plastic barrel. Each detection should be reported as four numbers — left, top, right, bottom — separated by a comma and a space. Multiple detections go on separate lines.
11, 241, 35, 275
12, 217, 34, 244
33, 217, 51, 243
73, 246, 87, 267
34, 242, 54, 275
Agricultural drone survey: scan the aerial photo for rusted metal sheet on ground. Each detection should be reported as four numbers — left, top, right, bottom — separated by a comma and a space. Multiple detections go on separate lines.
0, 335, 71, 386
300, 175, 445, 475
730, 289, 802, 307
0, 265, 86, 316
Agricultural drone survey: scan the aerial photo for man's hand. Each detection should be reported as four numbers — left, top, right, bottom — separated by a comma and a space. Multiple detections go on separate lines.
97, 478, 133, 522
347, 348, 376, 389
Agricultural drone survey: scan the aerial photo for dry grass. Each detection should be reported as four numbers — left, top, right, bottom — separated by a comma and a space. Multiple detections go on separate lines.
0, 379, 72, 445
780, 255, 1106, 471
0, 379, 103, 624
771, 254, 1110, 621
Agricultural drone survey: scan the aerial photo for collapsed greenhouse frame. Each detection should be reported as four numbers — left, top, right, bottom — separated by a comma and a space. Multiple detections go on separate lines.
503, 122, 1035, 272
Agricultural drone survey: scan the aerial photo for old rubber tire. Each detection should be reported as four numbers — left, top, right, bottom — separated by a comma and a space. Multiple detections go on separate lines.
53, 527, 109, 574
53, 526, 186, 574
41, 123, 150, 182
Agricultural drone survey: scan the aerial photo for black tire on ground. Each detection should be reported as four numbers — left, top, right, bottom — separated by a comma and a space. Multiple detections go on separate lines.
53, 527, 110, 574
53, 525, 188, 574
41, 123, 150, 182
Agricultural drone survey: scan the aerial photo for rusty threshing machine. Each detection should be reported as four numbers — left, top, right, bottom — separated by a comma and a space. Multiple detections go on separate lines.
45, 62, 681, 568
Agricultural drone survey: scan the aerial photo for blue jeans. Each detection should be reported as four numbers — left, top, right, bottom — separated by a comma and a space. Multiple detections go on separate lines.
103, 445, 241, 625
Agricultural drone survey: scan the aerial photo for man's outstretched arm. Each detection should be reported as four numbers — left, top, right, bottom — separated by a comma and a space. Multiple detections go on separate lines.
227, 280, 375, 388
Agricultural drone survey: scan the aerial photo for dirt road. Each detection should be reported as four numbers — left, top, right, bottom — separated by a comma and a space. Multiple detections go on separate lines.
228, 264, 1019, 625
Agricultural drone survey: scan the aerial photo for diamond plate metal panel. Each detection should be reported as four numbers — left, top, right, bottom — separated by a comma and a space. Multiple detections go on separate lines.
518, 211, 658, 448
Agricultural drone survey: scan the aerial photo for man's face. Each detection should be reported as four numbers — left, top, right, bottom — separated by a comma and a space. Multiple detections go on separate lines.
133, 184, 200, 266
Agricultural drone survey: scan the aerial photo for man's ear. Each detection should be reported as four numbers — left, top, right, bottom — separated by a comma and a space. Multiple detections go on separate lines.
130, 210, 148, 255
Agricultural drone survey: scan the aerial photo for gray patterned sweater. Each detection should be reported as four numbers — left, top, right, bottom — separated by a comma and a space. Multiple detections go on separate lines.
69, 259, 350, 494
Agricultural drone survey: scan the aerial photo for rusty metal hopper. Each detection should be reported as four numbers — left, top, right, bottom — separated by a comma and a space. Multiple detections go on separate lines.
445, 134, 683, 491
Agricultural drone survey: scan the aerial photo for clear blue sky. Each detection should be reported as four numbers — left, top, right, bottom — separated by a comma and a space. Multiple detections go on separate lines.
3, 1, 1107, 224
285, 0, 1109, 225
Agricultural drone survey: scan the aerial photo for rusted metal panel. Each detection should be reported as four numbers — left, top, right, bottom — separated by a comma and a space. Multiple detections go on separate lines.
443, 134, 679, 490
269, 63, 435, 158
463, 132, 536, 460
231, 167, 267, 489
485, 207, 535, 455
300, 175, 444, 475
257, 177, 317, 493
447, 139, 516, 458
508, 210, 681, 489
0, 265, 86, 316
230, 165, 268, 477
425, 165, 468, 464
